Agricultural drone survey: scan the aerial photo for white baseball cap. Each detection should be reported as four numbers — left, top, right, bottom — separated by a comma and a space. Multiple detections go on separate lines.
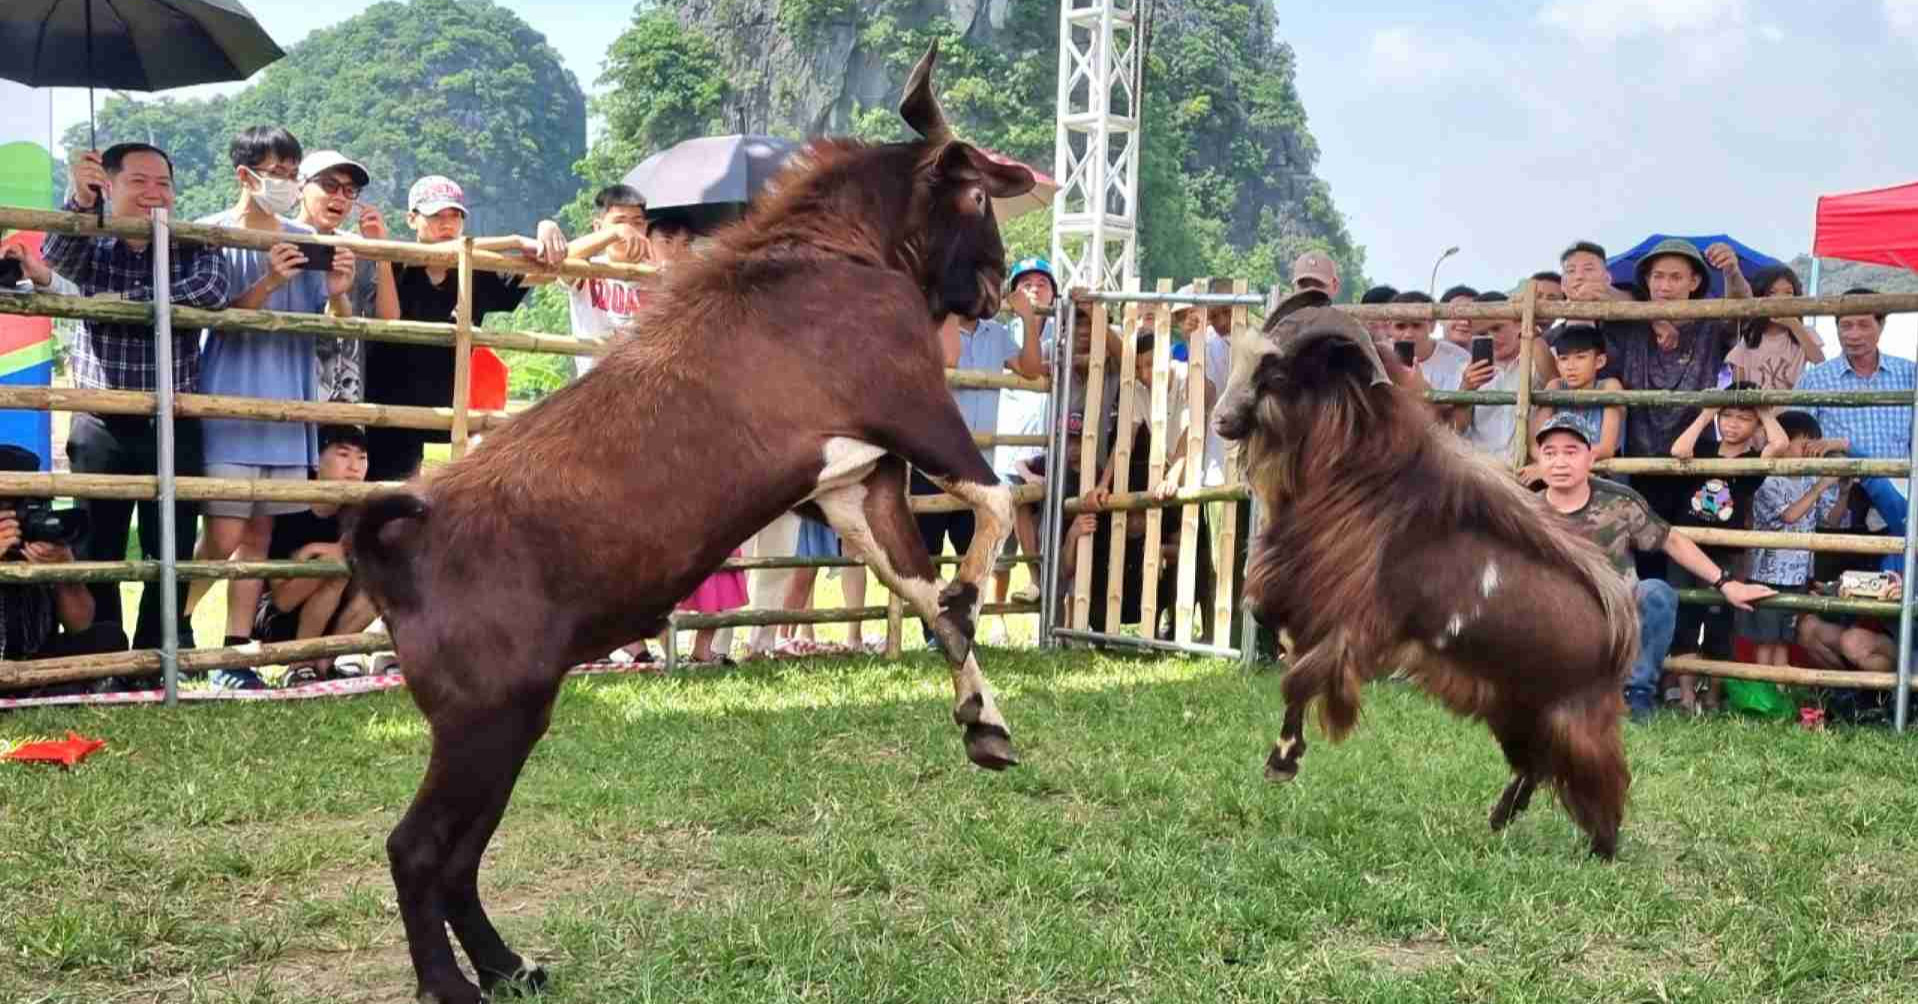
298, 150, 371, 188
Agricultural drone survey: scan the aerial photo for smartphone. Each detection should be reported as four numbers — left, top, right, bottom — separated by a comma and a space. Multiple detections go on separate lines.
1471, 335, 1495, 366
295, 242, 336, 272
0, 256, 22, 287
1393, 340, 1416, 366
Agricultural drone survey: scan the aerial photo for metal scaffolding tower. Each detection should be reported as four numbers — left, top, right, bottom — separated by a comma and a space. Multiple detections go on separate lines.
1051, 0, 1143, 294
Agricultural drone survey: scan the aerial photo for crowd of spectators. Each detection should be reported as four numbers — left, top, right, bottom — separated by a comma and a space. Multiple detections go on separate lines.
2, 129, 1911, 724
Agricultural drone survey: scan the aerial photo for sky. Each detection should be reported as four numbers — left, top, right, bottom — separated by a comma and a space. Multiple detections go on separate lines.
33, 0, 1918, 351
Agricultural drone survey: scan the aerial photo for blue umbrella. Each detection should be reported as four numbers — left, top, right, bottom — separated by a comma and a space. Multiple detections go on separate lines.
1606, 234, 1783, 299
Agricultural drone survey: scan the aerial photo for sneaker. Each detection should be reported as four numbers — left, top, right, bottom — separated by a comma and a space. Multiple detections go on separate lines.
371, 653, 401, 675
210, 668, 268, 691
1011, 586, 1041, 603
332, 653, 373, 677
281, 663, 328, 687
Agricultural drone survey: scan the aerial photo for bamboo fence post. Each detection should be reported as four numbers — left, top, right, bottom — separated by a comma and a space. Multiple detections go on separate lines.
1105, 277, 1142, 632
1138, 279, 1175, 639
1070, 299, 1109, 631
1509, 281, 1538, 471
1213, 279, 1248, 645
1174, 278, 1211, 644
887, 467, 907, 657
450, 238, 476, 460
1664, 655, 1918, 692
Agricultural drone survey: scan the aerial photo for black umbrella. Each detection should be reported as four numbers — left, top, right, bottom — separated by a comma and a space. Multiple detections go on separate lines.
1, 0, 285, 214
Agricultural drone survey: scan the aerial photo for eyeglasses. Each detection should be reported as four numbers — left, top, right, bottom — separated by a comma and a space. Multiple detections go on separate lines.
308, 177, 362, 199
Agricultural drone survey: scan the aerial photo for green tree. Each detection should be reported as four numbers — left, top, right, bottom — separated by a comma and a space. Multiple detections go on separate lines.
65, 0, 586, 239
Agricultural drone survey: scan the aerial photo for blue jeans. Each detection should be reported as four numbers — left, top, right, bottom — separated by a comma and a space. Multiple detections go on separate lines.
1629, 579, 1678, 711
1862, 477, 1909, 573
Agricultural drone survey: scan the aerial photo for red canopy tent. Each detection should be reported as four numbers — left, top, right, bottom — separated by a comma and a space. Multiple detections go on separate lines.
1813, 180, 1918, 271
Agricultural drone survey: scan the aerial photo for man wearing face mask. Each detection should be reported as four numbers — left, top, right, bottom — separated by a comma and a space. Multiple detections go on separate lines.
186, 127, 359, 683
40, 142, 230, 659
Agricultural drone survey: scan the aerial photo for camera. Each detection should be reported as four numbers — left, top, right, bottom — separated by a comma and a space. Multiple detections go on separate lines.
0, 497, 89, 556
0, 256, 22, 288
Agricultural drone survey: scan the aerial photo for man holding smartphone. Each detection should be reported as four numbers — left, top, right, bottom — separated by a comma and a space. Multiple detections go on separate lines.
296, 149, 402, 404
187, 126, 358, 686
1454, 290, 1542, 454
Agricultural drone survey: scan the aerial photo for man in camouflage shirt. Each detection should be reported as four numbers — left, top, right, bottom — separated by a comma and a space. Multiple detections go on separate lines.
1533, 413, 1776, 720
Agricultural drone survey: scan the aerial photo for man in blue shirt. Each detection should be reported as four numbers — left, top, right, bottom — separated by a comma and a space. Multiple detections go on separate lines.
188, 126, 361, 688
1794, 289, 1915, 461
913, 292, 1047, 558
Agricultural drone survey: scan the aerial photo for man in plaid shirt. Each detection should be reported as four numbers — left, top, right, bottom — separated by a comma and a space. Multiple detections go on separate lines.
40, 142, 229, 659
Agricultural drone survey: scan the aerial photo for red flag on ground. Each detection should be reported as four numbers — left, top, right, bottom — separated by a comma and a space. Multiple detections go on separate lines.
1813, 181, 1918, 271
3, 731, 107, 767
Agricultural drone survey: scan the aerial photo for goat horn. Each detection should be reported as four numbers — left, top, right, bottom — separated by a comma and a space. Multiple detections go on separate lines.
899, 41, 952, 145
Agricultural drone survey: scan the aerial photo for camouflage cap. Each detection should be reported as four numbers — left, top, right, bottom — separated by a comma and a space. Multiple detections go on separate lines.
1535, 412, 1594, 446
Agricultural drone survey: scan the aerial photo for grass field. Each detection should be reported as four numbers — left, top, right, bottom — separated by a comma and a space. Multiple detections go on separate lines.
5, 650, 1918, 1003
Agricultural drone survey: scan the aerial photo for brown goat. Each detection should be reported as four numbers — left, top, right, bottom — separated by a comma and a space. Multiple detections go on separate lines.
347, 44, 1033, 1003
1214, 291, 1638, 859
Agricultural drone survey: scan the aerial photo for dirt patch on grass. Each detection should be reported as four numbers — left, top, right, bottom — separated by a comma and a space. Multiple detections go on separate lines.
1360, 936, 1465, 974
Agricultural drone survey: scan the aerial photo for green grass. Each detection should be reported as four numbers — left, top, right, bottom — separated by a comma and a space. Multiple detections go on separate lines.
4, 651, 1918, 1003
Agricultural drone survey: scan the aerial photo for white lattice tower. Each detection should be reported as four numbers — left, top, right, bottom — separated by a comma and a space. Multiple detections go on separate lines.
1051, 0, 1142, 294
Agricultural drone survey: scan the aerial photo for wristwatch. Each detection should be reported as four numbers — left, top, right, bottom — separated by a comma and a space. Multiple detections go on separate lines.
1711, 569, 1738, 590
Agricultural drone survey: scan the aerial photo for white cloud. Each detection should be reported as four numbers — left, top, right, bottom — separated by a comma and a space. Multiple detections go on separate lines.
1538, 0, 1745, 45
1890, 0, 1918, 43
1365, 27, 1426, 83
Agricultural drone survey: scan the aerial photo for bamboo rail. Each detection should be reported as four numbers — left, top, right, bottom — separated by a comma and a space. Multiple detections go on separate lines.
0, 471, 1047, 512
0, 205, 656, 284
0, 631, 389, 690
0, 386, 513, 432
0, 289, 597, 356
1338, 291, 1918, 324
1597, 458, 1908, 477
1665, 655, 1917, 692
1672, 527, 1903, 555
1670, 588, 1899, 618
673, 601, 1039, 632
1431, 388, 1918, 407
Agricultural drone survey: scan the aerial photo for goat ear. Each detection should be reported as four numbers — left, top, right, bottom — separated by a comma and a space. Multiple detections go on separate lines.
1285, 335, 1387, 391
952, 144, 1036, 199
900, 42, 952, 145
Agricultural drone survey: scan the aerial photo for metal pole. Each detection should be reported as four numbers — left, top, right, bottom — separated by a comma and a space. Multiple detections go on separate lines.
1896, 380, 1918, 732
153, 208, 181, 705
1039, 297, 1078, 648
1427, 246, 1459, 300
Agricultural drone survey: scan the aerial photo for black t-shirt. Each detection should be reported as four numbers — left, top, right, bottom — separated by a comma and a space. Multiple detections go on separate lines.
1672, 432, 1765, 531
268, 507, 344, 561
364, 265, 529, 440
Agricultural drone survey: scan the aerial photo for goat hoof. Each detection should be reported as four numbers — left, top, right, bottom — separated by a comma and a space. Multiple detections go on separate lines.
1263, 739, 1303, 783
964, 724, 1019, 770
478, 960, 549, 997
416, 987, 481, 1004
1589, 838, 1618, 862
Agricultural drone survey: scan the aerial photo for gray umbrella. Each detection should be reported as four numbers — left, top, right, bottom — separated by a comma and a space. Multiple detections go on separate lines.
623, 135, 801, 212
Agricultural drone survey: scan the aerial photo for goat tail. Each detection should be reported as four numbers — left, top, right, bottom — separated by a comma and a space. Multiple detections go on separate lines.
347, 491, 431, 614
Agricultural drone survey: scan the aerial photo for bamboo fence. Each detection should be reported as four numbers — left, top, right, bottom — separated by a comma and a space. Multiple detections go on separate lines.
1049, 281, 1918, 725
0, 204, 1058, 693
7, 198, 1918, 719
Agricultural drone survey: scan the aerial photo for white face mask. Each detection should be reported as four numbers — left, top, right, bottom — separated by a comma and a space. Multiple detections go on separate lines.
243, 167, 301, 217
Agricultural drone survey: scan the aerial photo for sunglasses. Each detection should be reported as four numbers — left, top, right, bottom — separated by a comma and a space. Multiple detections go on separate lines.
308, 177, 362, 200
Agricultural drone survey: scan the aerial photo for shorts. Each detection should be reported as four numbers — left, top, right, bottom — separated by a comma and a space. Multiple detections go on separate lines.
204, 463, 312, 518
1734, 584, 1801, 644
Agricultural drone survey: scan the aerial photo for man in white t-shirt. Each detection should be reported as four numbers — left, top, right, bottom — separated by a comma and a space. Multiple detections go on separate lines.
564, 184, 653, 379
1457, 290, 1541, 456
1388, 289, 1470, 427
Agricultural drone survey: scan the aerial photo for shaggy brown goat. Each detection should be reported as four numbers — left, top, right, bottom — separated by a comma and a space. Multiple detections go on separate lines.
347, 44, 1033, 1003
1214, 291, 1638, 859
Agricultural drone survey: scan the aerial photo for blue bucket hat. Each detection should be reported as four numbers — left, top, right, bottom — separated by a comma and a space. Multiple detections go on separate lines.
1007, 257, 1056, 297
